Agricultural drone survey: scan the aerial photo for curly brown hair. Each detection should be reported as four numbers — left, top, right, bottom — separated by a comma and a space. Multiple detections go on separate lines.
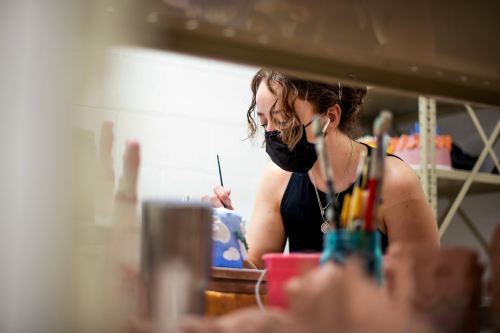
246, 69, 367, 149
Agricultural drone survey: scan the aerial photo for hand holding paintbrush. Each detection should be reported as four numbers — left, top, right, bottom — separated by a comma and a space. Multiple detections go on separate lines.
202, 155, 234, 210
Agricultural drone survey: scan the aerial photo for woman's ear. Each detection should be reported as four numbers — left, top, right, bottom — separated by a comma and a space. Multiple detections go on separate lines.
326, 104, 342, 128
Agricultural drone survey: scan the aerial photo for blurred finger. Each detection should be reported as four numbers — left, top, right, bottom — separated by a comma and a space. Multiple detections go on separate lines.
215, 308, 293, 333
202, 194, 224, 208
219, 186, 231, 196
178, 317, 220, 333
285, 264, 335, 315
213, 186, 233, 210
210, 196, 224, 208
124, 317, 153, 333
343, 258, 366, 276
284, 276, 307, 314
284, 276, 302, 298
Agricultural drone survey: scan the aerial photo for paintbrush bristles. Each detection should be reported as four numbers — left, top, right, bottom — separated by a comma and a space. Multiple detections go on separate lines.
312, 116, 335, 185
373, 111, 393, 136
371, 111, 393, 179
355, 150, 367, 177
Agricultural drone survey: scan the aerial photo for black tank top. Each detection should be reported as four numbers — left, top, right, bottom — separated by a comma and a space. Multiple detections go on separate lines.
280, 143, 391, 253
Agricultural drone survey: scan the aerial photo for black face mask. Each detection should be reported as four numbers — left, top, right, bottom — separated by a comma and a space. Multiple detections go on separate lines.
265, 121, 317, 173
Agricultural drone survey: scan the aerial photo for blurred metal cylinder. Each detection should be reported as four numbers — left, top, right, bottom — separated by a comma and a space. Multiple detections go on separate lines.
141, 200, 213, 320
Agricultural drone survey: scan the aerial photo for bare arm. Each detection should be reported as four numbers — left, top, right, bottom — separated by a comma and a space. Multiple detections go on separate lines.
246, 162, 291, 269
381, 158, 440, 248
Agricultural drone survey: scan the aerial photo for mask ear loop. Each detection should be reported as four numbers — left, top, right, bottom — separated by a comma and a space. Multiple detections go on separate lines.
338, 81, 342, 102
255, 269, 267, 312
303, 119, 314, 128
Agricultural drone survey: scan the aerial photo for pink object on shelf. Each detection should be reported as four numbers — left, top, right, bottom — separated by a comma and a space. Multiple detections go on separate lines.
393, 147, 452, 169
263, 253, 320, 309
391, 134, 452, 169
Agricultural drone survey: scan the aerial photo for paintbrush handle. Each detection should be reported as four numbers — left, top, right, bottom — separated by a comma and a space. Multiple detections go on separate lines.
217, 155, 224, 187
364, 179, 377, 231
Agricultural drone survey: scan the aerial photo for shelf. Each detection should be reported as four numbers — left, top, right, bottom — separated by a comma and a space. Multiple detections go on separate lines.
436, 169, 500, 184
362, 90, 500, 128
436, 169, 500, 196
113, 0, 500, 107
363, 89, 418, 119
414, 167, 500, 196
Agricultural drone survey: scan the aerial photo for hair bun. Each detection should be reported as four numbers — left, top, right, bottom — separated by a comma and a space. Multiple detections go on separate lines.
353, 87, 367, 107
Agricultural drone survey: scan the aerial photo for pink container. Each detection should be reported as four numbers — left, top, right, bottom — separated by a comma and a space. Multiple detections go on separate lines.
263, 253, 321, 309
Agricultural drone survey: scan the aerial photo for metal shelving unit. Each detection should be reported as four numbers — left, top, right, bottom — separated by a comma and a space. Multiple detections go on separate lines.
418, 97, 438, 217
436, 168, 500, 253
364, 92, 500, 245
415, 98, 500, 245
364, 92, 500, 237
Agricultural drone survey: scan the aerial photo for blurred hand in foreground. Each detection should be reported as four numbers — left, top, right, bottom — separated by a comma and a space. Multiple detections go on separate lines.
178, 260, 434, 333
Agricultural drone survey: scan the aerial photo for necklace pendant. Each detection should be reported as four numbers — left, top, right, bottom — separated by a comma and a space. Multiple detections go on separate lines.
321, 221, 331, 234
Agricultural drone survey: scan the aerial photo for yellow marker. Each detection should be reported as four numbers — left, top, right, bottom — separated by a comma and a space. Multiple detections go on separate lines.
346, 150, 367, 230
340, 193, 351, 227
346, 187, 363, 229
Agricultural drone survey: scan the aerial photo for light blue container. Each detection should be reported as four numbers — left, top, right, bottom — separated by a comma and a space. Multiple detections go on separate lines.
320, 230, 383, 283
212, 208, 247, 268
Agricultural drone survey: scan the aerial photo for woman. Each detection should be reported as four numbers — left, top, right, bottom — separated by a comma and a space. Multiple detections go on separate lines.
210, 69, 439, 268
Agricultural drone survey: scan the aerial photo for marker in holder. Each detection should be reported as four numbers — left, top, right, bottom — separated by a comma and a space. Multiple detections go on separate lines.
320, 230, 383, 284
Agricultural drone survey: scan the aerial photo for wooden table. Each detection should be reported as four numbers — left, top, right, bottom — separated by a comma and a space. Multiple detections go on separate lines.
205, 267, 267, 316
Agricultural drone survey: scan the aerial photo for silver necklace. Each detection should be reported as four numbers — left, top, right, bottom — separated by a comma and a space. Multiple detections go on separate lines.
311, 174, 339, 234
310, 139, 353, 234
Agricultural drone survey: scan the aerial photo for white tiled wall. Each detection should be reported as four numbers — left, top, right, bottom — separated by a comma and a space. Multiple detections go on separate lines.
75, 47, 268, 220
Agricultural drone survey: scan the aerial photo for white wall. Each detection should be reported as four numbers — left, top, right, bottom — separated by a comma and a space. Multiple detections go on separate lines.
75, 47, 269, 221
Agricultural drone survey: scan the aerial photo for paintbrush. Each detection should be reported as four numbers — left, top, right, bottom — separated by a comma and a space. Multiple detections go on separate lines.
364, 111, 392, 231
217, 155, 224, 188
217, 155, 227, 208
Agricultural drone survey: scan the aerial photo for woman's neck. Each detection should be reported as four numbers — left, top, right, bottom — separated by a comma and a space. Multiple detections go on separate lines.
310, 130, 363, 193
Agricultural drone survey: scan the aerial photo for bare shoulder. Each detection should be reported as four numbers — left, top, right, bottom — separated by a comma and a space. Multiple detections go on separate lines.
381, 156, 440, 246
256, 161, 293, 205
382, 156, 424, 203
261, 160, 293, 181
260, 161, 293, 189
